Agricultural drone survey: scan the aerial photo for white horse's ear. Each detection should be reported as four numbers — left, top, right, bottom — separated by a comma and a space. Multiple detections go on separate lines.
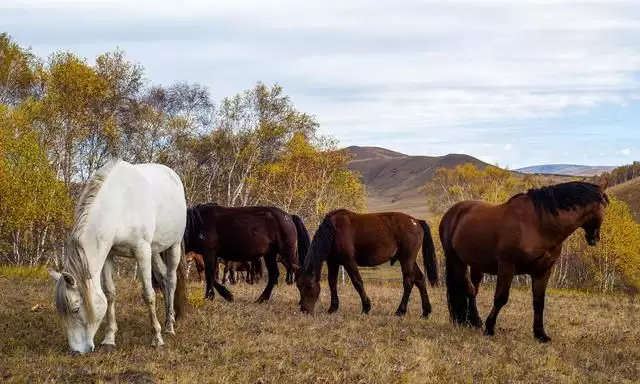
61, 272, 77, 287
48, 268, 62, 281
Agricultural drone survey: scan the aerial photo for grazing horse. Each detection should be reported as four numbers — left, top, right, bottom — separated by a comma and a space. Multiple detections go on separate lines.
222, 260, 255, 284
296, 209, 439, 316
47, 159, 188, 353
440, 180, 609, 342
184, 203, 311, 303
186, 252, 206, 282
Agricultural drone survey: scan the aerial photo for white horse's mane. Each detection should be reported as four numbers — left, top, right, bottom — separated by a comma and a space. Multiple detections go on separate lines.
56, 158, 121, 321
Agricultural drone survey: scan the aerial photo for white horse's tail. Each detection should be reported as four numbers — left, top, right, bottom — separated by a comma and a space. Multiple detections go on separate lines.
174, 240, 188, 320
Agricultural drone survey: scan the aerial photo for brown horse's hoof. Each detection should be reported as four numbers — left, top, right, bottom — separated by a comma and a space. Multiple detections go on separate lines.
395, 309, 407, 317
256, 296, 269, 304
483, 327, 495, 336
468, 318, 483, 329
328, 306, 338, 314
534, 330, 551, 343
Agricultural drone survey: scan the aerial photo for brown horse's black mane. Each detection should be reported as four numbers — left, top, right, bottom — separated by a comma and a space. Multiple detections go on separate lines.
184, 204, 209, 252
510, 181, 608, 216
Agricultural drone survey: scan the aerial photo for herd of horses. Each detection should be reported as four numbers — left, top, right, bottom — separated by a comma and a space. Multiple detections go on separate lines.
47, 159, 610, 354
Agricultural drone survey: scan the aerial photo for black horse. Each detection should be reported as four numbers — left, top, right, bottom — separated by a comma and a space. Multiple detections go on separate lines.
184, 203, 310, 303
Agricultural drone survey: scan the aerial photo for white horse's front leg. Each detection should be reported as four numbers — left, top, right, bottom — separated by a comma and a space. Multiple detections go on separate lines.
137, 242, 164, 348
100, 256, 118, 348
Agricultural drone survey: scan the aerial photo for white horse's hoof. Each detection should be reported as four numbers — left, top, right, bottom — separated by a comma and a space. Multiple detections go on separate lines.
164, 328, 176, 335
99, 343, 117, 353
151, 336, 165, 348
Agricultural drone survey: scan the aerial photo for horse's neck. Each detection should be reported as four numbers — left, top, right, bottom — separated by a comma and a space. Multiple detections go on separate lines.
76, 232, 110, 279
544, 208, 590, 242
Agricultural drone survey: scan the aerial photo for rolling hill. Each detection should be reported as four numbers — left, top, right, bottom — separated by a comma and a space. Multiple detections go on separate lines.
516, 164, 615, 176
609, 177, 640, 222
345, 146, 491, 216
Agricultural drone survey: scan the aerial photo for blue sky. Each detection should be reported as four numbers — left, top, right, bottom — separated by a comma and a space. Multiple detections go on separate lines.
3, 0, 640, 168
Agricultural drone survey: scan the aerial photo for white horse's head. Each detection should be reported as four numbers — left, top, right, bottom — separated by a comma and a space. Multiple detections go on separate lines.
48, 268, 107, 354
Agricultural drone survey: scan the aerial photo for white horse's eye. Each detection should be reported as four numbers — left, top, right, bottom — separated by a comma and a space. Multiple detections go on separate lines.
72, 307, 80, 314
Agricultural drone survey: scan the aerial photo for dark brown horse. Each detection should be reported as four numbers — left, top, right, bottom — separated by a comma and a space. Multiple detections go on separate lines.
440, 180, 609, 342
223, 259, 264, 284
296, 209, 439, 316
184, 203, 310, 303
187, 251, 292, 285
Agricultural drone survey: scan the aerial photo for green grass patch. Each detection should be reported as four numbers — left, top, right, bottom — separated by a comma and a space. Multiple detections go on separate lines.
0, 265, 49, 280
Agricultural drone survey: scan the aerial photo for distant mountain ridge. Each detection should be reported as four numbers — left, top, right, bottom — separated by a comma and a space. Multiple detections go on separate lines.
515, 164, 615, 177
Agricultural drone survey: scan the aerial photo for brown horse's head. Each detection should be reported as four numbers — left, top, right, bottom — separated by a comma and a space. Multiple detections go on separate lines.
581, 180, 609, 246
295, 269, 320, 314
527, 179, 610, 246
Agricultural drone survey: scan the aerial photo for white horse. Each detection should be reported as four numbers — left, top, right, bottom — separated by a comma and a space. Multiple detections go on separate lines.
48, 159, 188, 354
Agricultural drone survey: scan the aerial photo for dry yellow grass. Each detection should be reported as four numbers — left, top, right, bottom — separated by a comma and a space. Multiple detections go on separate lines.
1, 267, 639, 383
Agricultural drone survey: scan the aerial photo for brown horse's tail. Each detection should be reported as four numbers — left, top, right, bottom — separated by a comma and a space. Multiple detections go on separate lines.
291, 214, 311, 265
418, 219, 439, 287
440, 211, 468, 325
305, 215, 335, 280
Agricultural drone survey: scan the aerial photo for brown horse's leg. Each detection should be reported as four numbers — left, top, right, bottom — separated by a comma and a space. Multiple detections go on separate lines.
205, 255, 235, 301
395, 259, 415, 316
327, 260, 340, 313
204, 254, 217, 300
466, 268, 483, 328
257, 251, 280, 303
344, 261, 372, 314
484, 262, 515, 336
531, 268, 552, 342
412, 263, 432, 318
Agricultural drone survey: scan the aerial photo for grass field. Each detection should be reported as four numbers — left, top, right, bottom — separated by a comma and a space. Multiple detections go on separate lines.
1, 267, 639, 383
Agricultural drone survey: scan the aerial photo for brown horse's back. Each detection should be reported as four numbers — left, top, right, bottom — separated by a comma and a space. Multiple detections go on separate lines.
198, 205, 296, 261
329, 210, 422, 267
442, 197, 548, 273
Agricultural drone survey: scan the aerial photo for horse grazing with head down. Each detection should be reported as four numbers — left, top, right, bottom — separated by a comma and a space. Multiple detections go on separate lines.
296, 209, 439, 316
440, 180, 609, 342
184, 203, 310, 303
48, 159, 188, 354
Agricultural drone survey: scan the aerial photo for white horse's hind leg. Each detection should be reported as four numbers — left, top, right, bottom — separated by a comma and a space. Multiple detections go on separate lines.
162, 243, 181, 335
136, 242, 164, 348
100, 256, 118, 348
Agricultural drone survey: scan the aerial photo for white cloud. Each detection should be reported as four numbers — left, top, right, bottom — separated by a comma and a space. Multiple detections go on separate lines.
620, 148, 632, 156
2, 0, 640, 166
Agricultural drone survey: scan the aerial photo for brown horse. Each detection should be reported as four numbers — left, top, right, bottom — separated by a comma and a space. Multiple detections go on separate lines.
184, 203, 310, 303
296, 209, 439, 316
186, 252, 206, 282
187, 251, 289, 285
440, 180, 609, 342
223, 259, 263, 284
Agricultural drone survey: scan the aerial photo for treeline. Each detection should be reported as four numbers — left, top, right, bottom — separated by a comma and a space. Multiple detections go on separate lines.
0, 33, 365, 266
425, 164, 640, 293
593, 161, 640, 187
